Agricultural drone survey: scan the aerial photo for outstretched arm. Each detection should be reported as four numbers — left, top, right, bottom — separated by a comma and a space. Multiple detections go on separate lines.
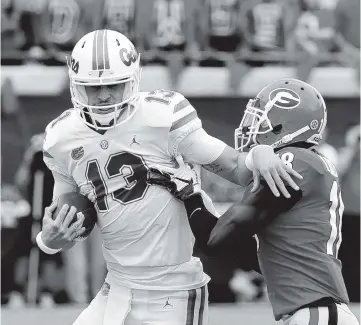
178, 128, 302, 197
180, 180, 302, 256
208, 181, 302, 249
166, 94, 302, 197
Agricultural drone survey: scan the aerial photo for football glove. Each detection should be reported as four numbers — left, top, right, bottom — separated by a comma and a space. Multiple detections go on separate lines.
147, 166, 198, 201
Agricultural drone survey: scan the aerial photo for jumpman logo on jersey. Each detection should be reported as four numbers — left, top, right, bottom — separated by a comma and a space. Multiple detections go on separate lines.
163, 297, 173, 308
129, 135, 140, 147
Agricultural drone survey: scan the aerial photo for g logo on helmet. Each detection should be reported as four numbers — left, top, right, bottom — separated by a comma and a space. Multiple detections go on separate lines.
269, 88, 301, 110
119, 46, 138, 67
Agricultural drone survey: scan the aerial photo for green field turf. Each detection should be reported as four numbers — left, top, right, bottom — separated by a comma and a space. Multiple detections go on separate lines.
2, 303, 360, 325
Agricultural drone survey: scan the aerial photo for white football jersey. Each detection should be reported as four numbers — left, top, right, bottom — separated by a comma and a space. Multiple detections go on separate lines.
43, 91, 210, 290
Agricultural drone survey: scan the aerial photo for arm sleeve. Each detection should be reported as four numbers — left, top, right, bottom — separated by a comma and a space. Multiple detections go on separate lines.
43, 126, 77, 188
168, 97, 203, 157
177, 128, 227, 165
183, 194, 219, 254
43, 151, 76, 187
51, 170, 78, 200
43, 148, 78, 199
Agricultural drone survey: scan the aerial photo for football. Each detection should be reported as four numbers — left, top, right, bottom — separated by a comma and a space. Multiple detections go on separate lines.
53, 192, 97, 241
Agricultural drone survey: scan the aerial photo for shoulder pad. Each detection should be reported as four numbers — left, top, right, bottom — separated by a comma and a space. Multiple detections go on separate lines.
141, 90, 188, 109
139, 90, 193, 127
43, 109, 76, 153
277, 147, 337, 177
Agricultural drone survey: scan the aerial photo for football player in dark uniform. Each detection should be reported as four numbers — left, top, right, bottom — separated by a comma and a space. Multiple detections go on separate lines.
149, 78, 359, 324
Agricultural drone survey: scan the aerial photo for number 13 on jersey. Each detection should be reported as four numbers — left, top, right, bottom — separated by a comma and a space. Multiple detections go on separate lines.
85, 152, 149, 212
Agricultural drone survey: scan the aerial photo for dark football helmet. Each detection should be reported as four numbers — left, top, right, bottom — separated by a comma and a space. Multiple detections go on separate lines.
235, 78, 327, 151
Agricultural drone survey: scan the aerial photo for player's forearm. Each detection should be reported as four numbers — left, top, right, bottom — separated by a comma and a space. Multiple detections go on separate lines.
208, 203, 266, 249
188, 200, 262, 272
185, 195, 265, 254
208, 181, 302, 249
177, 129, 252, 186
203, 146, 252, 187
183, 194, 218, 254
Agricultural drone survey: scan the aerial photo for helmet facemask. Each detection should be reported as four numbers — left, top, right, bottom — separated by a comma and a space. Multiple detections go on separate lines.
70, 69, 140, 130
234, 98, 273, 151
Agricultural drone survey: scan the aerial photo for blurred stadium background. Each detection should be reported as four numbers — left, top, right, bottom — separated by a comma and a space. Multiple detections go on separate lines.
1, 0, 360, 324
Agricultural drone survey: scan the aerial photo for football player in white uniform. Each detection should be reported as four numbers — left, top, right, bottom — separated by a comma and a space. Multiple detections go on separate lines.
37, 30, 302, 325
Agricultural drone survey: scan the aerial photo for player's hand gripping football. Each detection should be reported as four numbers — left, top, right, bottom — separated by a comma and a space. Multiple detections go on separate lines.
41, 202, 86, 249
147, 166, 199, 201
251, 145, 302, 198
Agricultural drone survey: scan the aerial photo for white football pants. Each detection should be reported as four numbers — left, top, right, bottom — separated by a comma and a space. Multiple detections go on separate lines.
73, 281, 208, 325
282, 303, 359, 325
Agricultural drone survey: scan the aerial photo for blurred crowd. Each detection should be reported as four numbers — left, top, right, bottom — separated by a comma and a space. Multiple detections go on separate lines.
1, 0, 360, 308
2, 0, 360, 89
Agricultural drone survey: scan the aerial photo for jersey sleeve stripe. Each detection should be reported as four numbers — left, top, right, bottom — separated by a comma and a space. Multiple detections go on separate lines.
170, 111, 198, 131
174, 99, 190, 113
173, 105, 195, 122
43, 150, 54, 159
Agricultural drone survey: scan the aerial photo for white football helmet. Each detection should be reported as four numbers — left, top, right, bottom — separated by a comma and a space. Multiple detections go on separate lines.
68, 29, 141, 130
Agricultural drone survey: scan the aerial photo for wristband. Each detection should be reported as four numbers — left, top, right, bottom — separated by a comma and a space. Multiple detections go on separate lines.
36, 231, 62, 255
245, 145, 274, 171
184, 194, 205, 219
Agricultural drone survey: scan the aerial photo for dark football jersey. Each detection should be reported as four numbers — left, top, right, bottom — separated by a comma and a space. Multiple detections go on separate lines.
256, 147, 349, 320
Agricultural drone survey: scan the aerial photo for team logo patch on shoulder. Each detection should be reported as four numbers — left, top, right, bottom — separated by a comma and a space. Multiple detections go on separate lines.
71, 146, 84, 160
269, 88, 301, 109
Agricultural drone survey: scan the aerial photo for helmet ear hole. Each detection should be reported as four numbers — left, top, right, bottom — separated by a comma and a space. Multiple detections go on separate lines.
272, 124, 283, 134
242, 126, 250, 134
